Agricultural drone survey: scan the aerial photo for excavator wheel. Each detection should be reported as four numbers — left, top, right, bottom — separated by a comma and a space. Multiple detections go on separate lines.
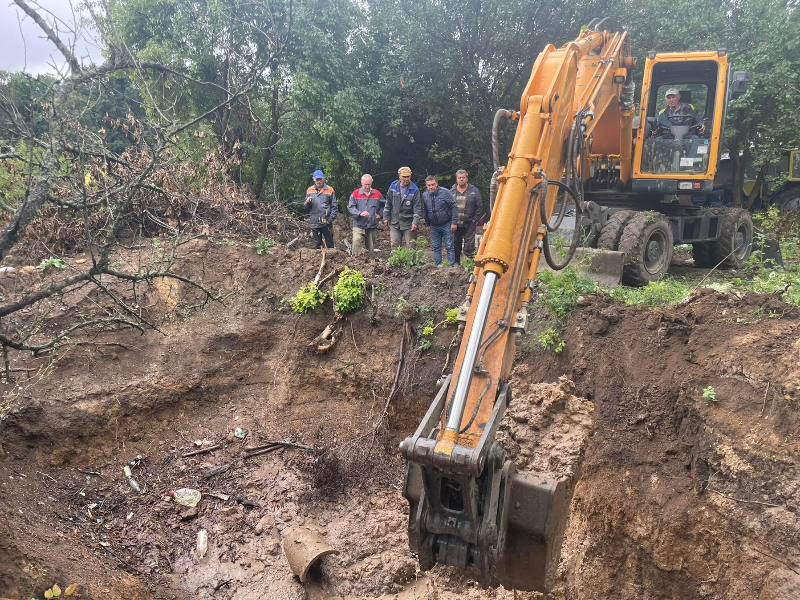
774, 186, 800, 214
596, 210, 638, 251
617, 212, 674, 286
711, 208, 753, 268
691, 242, 715, 268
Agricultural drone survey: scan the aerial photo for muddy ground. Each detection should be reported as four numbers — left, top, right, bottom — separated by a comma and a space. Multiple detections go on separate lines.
1, 231, 799, 600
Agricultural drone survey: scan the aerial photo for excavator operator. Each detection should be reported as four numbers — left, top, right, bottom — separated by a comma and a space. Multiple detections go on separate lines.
653, 87, 706, 139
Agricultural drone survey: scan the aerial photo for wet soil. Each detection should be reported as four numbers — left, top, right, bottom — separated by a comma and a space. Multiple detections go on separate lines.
1, 237, 799, 600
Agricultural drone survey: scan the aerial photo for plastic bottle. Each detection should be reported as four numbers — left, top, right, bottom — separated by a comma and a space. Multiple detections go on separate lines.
170, 488, 202, 507
123, 465, 141, 493
196, 529, 208, 558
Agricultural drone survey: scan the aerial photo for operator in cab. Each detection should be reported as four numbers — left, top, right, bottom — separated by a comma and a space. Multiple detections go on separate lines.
653, 88, 705, 139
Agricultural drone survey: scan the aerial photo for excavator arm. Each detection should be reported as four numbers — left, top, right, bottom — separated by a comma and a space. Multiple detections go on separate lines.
401, 25, 634, 591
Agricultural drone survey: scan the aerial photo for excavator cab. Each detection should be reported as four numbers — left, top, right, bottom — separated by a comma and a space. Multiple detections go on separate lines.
632, 51, 747, 194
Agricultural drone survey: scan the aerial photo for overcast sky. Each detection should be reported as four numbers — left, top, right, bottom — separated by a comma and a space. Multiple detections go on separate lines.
1, 0, 103, 75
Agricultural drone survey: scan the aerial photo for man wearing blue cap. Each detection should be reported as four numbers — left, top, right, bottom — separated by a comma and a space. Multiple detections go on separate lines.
304, 170, 337, 249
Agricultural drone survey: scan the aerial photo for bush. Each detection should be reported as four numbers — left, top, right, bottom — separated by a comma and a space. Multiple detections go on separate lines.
333, 267, 366, 313
255, 235, 275, 255
387, 238, 428, 268
290, 283, 327, 313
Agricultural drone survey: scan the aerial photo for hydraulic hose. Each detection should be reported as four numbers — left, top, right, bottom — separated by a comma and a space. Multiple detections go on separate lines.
492, 109, 516, 171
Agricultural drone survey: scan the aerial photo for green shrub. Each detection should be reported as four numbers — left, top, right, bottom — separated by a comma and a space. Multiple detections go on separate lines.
256, 235, 276, 255
445, 307, 459, 324
333, 267, 366, 313
290, 283, 327, 313
609, 278, 691, 306
702, 385, 717, 403
536, 267, 597, 319
539, 328, 565, 354
387, 238, 428, 268
37, 257, 66, 272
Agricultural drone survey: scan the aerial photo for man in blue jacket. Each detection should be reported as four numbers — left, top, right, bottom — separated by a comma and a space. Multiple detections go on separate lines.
384, 166, 421, 249
422, 175, 457, 267
303, 170, 337, 249
348, 174, 384, 260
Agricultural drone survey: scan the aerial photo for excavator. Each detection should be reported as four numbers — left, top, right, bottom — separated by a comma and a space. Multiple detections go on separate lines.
401, 20, 748, 592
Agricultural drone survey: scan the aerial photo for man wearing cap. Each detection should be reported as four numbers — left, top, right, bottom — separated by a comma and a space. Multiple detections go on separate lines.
654, 88, 705, 139
304, 170, 337, 249
422, 175, 458, 267
384, 167, 421, 249
450, 169, 482, 264
348, 174, 384, 260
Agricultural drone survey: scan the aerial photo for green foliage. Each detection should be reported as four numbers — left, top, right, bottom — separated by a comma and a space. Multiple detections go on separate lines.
255, 236, 276, 255
535, 267, 597, 320
703, 385, 718, 403
460, 256, 475, 272
387, 238, 428, 268
539, 328, 566, 354
290, 283, 327, 313
333, 267, 366, 313
445, 307, 459, 324
36, 257, 66, 273
609, 279, 691, 306
753, 206, 780, 233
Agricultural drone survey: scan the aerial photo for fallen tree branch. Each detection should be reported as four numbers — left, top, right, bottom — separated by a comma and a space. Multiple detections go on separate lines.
182, 444, 222, 458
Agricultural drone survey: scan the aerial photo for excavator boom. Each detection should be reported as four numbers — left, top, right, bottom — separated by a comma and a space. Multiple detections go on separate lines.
402, 25, 633, 591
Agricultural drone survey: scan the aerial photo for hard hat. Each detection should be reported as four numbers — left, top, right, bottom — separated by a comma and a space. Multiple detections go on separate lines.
665, 87, 680, 97
398, 166, 412, 176
312, 170, 324, 179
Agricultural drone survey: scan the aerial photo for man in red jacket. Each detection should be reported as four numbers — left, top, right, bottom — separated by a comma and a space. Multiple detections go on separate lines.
347, 174, 384, 260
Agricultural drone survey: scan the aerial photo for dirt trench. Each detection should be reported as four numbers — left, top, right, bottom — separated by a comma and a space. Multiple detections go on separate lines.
1, 240, 799, 600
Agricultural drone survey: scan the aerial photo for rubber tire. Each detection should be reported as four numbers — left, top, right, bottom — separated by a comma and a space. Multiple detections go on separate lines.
597, 210, 638, 251
691, 242, 715, 268
617, 213, 674, 287
712, 208, 753, 268
773, 186, 800, 213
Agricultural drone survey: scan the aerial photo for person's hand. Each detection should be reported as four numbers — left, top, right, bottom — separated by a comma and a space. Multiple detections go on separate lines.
360, 210, 371, 217
411, 223, 418, 231
699, 124, 706, 134
451, 224, 457, 232
305, 198, 311, 203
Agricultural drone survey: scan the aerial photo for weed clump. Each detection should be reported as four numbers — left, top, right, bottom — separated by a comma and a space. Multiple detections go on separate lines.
387, 238, 428, 268
535, 267, 597, 319
333, 266, 366, 313
609, 278, 691, 306
290, 283, 327, 313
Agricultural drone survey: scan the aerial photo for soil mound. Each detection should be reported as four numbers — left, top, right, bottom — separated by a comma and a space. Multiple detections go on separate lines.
1, 242, 798, 600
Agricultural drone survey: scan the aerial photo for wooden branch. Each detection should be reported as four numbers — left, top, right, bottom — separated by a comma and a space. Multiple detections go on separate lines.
182, 444, 222, 458
13, 0, 81, 74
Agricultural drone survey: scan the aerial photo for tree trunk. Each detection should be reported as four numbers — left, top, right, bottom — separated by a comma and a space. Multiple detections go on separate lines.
254, 84, 280, 199
744, 162, 769, 211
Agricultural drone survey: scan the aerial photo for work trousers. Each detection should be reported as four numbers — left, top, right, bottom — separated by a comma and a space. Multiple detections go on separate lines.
311, 226, 333, 249
389, 226, 418, 249
430, 224, 455, 266
454, 221, 476, 264
352, 226, 378, 260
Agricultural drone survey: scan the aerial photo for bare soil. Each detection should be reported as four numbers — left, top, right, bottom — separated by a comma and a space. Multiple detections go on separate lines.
1, 236, 798, 600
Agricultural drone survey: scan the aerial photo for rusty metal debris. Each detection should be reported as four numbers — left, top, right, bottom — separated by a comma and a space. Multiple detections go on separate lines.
282, 526, 338, 583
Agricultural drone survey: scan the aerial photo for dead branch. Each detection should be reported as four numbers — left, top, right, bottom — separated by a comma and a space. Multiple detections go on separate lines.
312, 249, 326, 286
374, 320, 410, 434
182, 444, 222, 458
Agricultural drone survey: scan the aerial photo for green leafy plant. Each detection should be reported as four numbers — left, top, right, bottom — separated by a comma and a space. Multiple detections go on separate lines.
753, 205, 780, 233
539, 328, 566, 354
460, 255, 475, 272
290, 283, 328, 313
702, 385, 718, 403
387, 238, 428, 268
535, 267, 597, 319
445, 307, 459, 324
34, 583, 78, 599
36, 257, 66, 272
609, 278, 691, 306
256, 235, 276, 255
333, 267, 366, 313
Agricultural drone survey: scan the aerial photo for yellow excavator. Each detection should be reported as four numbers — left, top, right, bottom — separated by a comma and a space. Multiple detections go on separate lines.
401, 20, 748, 591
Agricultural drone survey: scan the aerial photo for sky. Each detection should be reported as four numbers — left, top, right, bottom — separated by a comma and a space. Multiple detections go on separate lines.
1, 0, 103, 75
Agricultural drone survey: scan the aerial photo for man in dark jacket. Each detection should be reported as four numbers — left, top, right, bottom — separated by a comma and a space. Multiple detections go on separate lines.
450, 169, 482, 264
303, 170, 337, 249
653, 88, 705, 139
348, 174, 384, 260
383, 166, 421, 249
422, 175, 457, 267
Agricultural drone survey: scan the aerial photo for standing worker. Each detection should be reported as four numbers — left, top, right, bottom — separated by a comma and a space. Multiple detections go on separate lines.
304, 170, 337, 249
348, 174, 384, 260
450, 169, 482, 264
384, 166, 421, 249
422, 175, 458, 267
